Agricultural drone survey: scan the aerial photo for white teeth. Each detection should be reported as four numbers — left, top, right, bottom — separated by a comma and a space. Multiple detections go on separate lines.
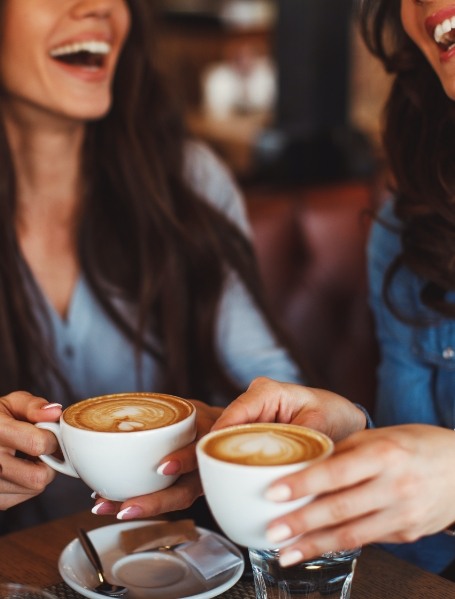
50, 40, 111, 58
435, 25, 441, 43
434, 17, 455, 44
442, 18, 452, 34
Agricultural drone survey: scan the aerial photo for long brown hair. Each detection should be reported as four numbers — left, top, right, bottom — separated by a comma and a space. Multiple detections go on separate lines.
358, 0, 455, 320
0, 0, 302, 402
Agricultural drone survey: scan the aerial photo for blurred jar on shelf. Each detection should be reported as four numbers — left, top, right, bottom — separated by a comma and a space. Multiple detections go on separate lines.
202, 44, 276, 119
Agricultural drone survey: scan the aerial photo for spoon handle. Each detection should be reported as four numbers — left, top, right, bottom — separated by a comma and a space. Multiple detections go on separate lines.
78, 528, 105, 579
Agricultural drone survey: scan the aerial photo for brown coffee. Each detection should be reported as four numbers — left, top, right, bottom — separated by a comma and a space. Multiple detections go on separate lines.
202, 423, 329, 466
64, 393, 193, 433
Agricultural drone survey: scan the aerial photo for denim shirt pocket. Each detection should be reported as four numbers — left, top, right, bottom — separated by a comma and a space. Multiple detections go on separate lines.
376, 265, 455, 370
412, 320, 455, 371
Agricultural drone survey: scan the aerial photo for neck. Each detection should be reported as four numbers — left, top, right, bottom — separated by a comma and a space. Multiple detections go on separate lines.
4, 108, 87, 318
4, 106, 86, 227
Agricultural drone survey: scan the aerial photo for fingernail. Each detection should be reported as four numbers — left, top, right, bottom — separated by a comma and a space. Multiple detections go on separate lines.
265, 484, 292, 502
91, 491, 98, 499
41, 403, 63, 410
91, 502, 106, 515
267, 523, 293, 544
279, 549, 304, 567
157, 460, 181, 476
91, 501, 117, 516
117, 506, 143, 520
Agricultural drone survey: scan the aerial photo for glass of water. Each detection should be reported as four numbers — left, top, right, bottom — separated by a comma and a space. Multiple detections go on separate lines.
248, 546, 361, 599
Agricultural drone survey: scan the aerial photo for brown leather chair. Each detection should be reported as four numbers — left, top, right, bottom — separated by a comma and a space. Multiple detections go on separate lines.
246, 181, 379, 413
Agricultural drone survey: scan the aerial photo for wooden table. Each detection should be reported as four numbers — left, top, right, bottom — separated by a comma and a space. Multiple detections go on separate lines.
0, 510, 454, 598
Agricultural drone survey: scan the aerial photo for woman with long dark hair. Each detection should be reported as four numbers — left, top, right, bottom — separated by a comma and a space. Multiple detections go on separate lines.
206, 0, 455, 578
0, 0, 303, 534
360, 0, 455, 574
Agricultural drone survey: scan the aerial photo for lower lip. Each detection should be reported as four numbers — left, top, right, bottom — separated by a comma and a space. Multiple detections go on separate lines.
50, 58, 110, 83
440, 45, 455, 63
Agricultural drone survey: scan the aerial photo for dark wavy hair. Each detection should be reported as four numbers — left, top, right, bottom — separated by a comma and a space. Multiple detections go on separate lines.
0, 0, 302, 402
358, 0, 455, 319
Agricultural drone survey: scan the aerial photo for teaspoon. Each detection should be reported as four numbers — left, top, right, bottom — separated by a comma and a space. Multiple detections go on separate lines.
78, 528, 128, 598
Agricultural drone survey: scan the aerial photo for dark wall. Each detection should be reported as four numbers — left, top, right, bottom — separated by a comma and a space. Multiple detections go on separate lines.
276, 0, 353, 134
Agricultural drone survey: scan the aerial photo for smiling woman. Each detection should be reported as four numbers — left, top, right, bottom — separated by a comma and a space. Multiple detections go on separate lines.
0, 0, 304, 536
0, 0, 131, 119
342, 0, 455, 578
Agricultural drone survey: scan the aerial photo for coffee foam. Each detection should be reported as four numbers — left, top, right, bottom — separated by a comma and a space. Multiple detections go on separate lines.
203, 424, 327, 466
64, 393, 192, 433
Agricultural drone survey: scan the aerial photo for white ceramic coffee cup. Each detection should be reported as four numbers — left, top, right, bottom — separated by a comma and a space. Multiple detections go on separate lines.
196, 423, 333, 549
36, 392, 196, 501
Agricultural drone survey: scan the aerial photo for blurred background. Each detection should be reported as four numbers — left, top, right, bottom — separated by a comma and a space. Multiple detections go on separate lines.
155, 0, 392, 412
156, 0, 390, 182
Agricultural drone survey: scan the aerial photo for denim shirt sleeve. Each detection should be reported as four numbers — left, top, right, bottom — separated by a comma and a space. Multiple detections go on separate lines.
367, 200, 455, 428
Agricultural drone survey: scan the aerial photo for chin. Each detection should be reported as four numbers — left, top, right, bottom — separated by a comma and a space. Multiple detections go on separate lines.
440, 82, 455, 102
65, 98, 113, 122
83, 108, 112, 122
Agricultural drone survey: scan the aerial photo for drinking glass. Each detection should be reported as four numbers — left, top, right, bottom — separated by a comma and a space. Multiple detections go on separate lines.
248, 546, 361, 599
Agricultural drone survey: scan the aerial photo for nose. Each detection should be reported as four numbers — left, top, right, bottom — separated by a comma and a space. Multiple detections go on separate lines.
71, 0, 118, 19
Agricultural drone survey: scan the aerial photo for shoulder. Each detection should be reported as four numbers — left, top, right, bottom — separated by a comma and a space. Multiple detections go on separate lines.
367, 197, 414, 312
184, 140, 230, 185
367, 196, 436, 322
183, 140, 250, 236
367, 197, 404, 295
367, 197, 402, 274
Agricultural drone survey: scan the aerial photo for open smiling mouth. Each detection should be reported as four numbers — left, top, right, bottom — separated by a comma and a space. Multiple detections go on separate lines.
50, 40, 111, 68
433, 17, 455, 52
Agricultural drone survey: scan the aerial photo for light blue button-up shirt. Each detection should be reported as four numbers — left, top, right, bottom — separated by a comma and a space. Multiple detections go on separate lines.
2, 143, 303, 534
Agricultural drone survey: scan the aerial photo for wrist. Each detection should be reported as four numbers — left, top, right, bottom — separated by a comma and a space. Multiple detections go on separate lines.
353, 403, 375, 430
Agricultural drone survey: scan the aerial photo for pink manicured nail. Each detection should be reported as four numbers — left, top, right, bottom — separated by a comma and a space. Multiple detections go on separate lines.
41, 403, 63, 410
267, 523, 292, 544
279, 549, 304, 567
265, 484, 292, 502
91, 502, 106, 515
157, 460, 181, 476
91, 501, 117, 516
117, 506, 143, 520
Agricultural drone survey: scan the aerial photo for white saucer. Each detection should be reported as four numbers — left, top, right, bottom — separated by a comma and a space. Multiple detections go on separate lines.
58, 520, 244, 599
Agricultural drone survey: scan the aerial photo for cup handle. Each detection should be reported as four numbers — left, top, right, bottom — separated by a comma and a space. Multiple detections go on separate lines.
35, 422, 80, 478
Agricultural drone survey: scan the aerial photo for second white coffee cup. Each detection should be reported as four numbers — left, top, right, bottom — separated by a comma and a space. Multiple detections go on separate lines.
197, 423, 334, 549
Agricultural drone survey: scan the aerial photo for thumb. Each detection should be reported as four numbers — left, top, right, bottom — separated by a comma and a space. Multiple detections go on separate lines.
1, 391, 62, 423
211, 402, 253, 431
212, 377, 286, 431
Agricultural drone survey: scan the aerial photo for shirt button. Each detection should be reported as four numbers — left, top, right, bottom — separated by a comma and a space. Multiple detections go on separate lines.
64, 345, 74, 359
443, 347, 455, 360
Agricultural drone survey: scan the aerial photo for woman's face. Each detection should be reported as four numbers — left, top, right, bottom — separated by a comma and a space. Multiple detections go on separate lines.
402, 0, 455, 100
0, 0, 131, 123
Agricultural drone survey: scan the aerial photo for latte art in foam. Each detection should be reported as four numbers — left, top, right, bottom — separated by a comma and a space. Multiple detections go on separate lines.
204, 424, 327, 466
64, 393, 192, 433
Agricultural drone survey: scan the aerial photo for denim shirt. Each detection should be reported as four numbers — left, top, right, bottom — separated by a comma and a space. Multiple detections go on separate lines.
367, 199, 455, 573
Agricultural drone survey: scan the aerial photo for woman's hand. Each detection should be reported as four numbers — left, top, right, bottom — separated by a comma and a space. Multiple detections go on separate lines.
265, 424, 455, 566
212, 377, 367, 442
92, 400, 223, 519
0, 391, 62, 510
